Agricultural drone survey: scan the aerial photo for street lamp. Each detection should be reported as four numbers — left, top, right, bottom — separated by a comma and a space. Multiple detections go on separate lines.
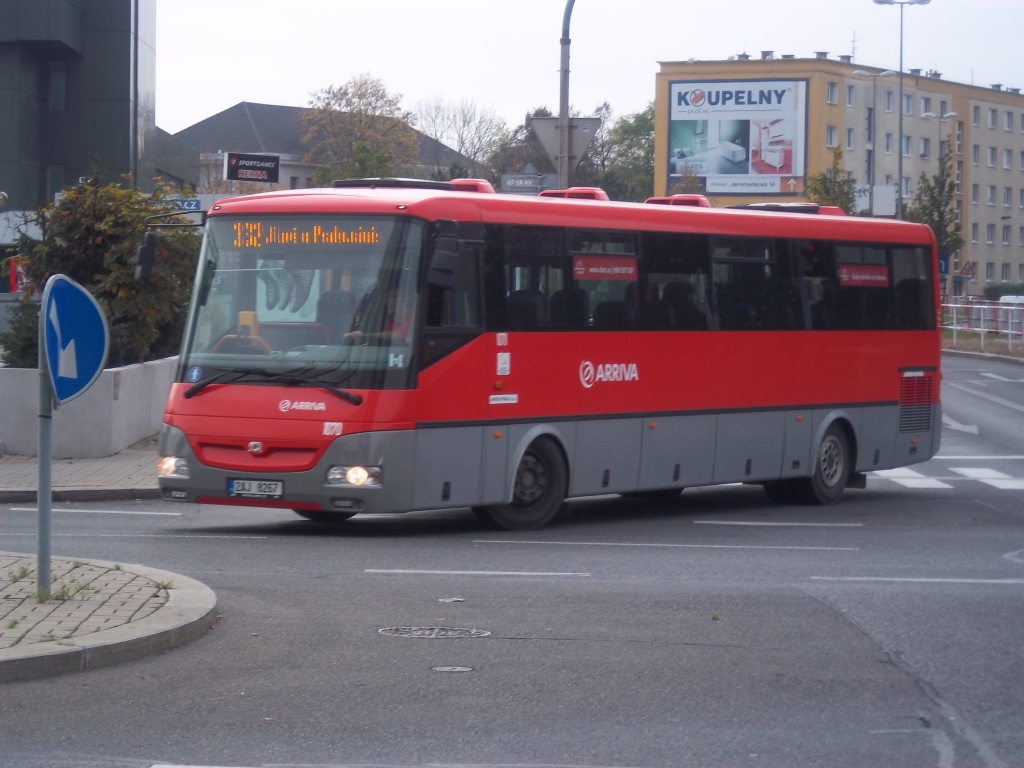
921, 111, 957, 159
873, 0, 931, 219
557, 0, 576, 190
853, 69, 896, 215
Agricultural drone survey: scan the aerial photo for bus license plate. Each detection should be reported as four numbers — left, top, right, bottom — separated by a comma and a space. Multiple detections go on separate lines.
228, 479, 283, 499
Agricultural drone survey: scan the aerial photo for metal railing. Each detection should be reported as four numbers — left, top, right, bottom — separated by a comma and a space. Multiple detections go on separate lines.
942, 300, 1024, 351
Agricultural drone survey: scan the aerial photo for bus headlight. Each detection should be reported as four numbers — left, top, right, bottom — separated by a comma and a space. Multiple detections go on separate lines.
158, 456, 190, 479
327, 465, 381, 487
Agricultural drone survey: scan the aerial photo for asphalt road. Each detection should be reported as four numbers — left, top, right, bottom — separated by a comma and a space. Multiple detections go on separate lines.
1, 352, 1023, 768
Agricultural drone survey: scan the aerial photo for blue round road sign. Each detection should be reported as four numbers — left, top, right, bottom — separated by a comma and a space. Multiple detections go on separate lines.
41, 274, 110, 406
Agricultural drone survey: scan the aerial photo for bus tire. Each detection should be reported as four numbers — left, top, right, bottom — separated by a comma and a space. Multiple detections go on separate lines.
762, 480, 796, 504
796, 424, 849, 505
483, 437, 567, 531
293, 510, 356, 522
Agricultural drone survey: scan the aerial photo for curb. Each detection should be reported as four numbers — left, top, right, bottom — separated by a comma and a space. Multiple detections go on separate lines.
942, 349, 1024, 366
0, 555, 217, 683
0, 487, 161, 503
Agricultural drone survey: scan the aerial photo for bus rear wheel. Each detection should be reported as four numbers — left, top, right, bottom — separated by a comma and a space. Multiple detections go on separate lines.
293, 510, 356, 523
482, 437, 567, 531
794, 424, 849, 505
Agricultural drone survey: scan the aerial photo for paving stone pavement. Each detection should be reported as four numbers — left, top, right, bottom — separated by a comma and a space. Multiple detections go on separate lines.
0, 436, 158, 496
0, 553, 168, 649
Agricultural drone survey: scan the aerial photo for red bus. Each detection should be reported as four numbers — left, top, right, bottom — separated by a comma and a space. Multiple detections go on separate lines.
157, 179, 941, 530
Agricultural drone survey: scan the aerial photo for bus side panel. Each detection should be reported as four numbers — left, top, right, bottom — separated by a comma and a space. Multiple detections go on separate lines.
638, 414, 716, 489
811, 407, 862, 474
413, 427, 485, 509
571, 419, 643, 496
713, 412, 785, 484
780, 410, 814, 479
859, 405, 899, 472
480, 424, 510, 505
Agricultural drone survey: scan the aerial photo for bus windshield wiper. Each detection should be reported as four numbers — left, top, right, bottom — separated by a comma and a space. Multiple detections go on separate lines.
183, 367, 362, 405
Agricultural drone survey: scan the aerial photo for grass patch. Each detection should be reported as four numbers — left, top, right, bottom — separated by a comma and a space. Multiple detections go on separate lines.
8, 565, 31, 584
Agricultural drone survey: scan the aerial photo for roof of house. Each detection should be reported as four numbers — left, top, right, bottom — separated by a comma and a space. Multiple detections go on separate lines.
174, 101, 469, 170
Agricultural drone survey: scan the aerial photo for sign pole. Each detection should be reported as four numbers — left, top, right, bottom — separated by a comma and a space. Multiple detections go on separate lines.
37, 300, 53, 599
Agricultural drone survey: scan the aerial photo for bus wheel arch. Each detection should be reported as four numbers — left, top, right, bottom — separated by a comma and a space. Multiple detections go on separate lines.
798, 416, 856, 505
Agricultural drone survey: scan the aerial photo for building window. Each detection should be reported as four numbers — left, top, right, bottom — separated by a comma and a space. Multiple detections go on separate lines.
971, 223, 979, 242
989, 108, 998, 128
973, 105, 981, 126
921, 97, 931, 115
885, 174, 893, 186
1006, 111, 1014, 131
866, 107, 874, 142
1005, 149, 1014, 169
902, 176, 912, 198
1020, 227, 1024, 246
1020, 188, 1024, 208
46, 165, 65, 202
972, 261, 979, 282
956, 121, 963, 153
986, 262, 995, 281
972, 184, 979, 203
940, 139, 948, 157
987, 225, 996, 245
940, 100, 948, 117
846, 128, 855, 150
846, 84, 855, 107
289, 176, 299, 189
866, 149, 874, 183
920, 137, 931, 158
903, 94, 913, 116
885, 133, 893, 154
988, 147, 997, 167
48, 61, 67, 112
826, 82, 839, 104
826, 125, 838, 147
955, 199, 962, 224
973, 145, 980, 164
955, 161, 962, 193
1020, 264, 1024, 281
1005, 187, 1013, 207
886, 91, 894, 113
1003, 227, 1012, 247
988, 185, 996, 205
902, 135, 912, 157
1002, 263, 1011, 281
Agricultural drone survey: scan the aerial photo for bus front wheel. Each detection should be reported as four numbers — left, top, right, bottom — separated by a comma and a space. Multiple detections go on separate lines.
795, 424, 849, 505
483, 437, 567, 531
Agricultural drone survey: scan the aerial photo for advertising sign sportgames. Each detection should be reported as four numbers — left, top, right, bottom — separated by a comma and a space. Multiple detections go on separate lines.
668, 79, 808, 196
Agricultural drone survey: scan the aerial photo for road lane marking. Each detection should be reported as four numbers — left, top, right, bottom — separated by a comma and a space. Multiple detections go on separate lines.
0, 533, 267, 539
946, 382, 1024, 414
871, 468, 952, 488
474, 540, 857, 552
364, 569, 591, 577
942, 414, 979, 434
980, 479, 1024, 489
934, 455, 1024, 459
692, 520, 862, 527
874, 468, 927, 478
6, 506, 180, 516
980, 372, 1024, 382
1003, 550, 1024, 564
810, 576, 1024, 584
950, 468, 1010, 479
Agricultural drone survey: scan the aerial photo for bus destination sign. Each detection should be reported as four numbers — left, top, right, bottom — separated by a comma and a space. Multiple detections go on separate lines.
224, 152, 280, 184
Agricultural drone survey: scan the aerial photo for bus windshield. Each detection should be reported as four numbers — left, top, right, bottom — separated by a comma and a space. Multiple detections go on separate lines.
180, 215, 424, 390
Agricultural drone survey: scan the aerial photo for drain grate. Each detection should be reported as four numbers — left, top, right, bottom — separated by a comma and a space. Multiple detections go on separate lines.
378, 627, 490, 639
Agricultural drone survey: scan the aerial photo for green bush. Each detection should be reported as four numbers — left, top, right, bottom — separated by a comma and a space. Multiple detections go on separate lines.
983, 283, 1024, 300
0, 180, 201, 368
0, 299, 40, 368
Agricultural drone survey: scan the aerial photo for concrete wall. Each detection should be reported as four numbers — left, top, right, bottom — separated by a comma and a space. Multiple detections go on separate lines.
0, 355, 177, 458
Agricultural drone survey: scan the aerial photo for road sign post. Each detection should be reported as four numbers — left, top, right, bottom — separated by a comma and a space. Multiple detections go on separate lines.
37, 275, 109, 599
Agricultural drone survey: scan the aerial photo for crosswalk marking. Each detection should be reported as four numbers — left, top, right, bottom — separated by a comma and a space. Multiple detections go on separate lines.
871, 465, 1024, 490
950, 468, 1010, 478
872, 468, 952, 489
980, 478, 1024, 490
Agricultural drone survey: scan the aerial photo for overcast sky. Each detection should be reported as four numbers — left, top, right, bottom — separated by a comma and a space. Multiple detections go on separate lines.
156, 0, 1024, 134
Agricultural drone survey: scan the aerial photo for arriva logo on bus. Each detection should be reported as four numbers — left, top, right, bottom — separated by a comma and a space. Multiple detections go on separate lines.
579, 361, 640, 389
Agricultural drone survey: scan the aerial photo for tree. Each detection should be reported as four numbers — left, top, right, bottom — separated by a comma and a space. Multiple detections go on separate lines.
0, 178, 200, 367
806, 149, 858, 214
905, 144, 964, 266
414, 97, 505, 180
485, 107, 556, 184
302, 74, 419, 185
601, 103, 655, 202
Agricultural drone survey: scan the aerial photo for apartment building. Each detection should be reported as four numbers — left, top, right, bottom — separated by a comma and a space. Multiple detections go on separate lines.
654, 53, 1024, 296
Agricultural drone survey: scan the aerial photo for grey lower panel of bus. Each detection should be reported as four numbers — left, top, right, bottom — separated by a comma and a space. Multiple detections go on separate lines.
157, 402, 940, 513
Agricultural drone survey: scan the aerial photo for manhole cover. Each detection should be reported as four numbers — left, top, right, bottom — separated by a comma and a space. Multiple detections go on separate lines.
432, 666, 473, 672
378, 627, 490, 639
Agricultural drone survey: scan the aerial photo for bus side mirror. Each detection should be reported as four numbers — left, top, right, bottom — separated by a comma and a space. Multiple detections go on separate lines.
135, 231, 157, 281
427, 238, 459, 288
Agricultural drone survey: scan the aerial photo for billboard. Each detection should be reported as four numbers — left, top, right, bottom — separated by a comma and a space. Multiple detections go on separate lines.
668, 79, 808, 196
224, 152, 281, 184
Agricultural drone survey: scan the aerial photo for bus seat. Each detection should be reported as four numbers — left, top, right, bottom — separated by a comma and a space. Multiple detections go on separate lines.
593, 301, 631, 330
316, 290, 358, 341
549, 288, 589, 329
507, 289, 546, 330
662, 281, 708, 330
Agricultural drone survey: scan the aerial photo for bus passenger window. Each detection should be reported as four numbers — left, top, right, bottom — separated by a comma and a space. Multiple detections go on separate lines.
712, 237, 778, 330
834, 244, 893, 330
483, 225, 567, 331
798, 240, 838, 330
425, 249, 481, 328
641, 232, 712, 330
892, 246, 934, 329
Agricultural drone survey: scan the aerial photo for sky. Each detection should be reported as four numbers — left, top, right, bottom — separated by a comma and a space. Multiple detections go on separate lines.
156, 0, 1024, 134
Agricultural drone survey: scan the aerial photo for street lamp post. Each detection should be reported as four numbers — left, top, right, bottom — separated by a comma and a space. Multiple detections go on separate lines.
853, 69, 896, 215
557, 0, 576, 190
873, 0, 931, 219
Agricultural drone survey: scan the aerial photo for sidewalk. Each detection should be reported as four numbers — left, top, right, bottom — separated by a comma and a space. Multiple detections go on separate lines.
0, 436, 160, 502
0, 551, 216, 682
